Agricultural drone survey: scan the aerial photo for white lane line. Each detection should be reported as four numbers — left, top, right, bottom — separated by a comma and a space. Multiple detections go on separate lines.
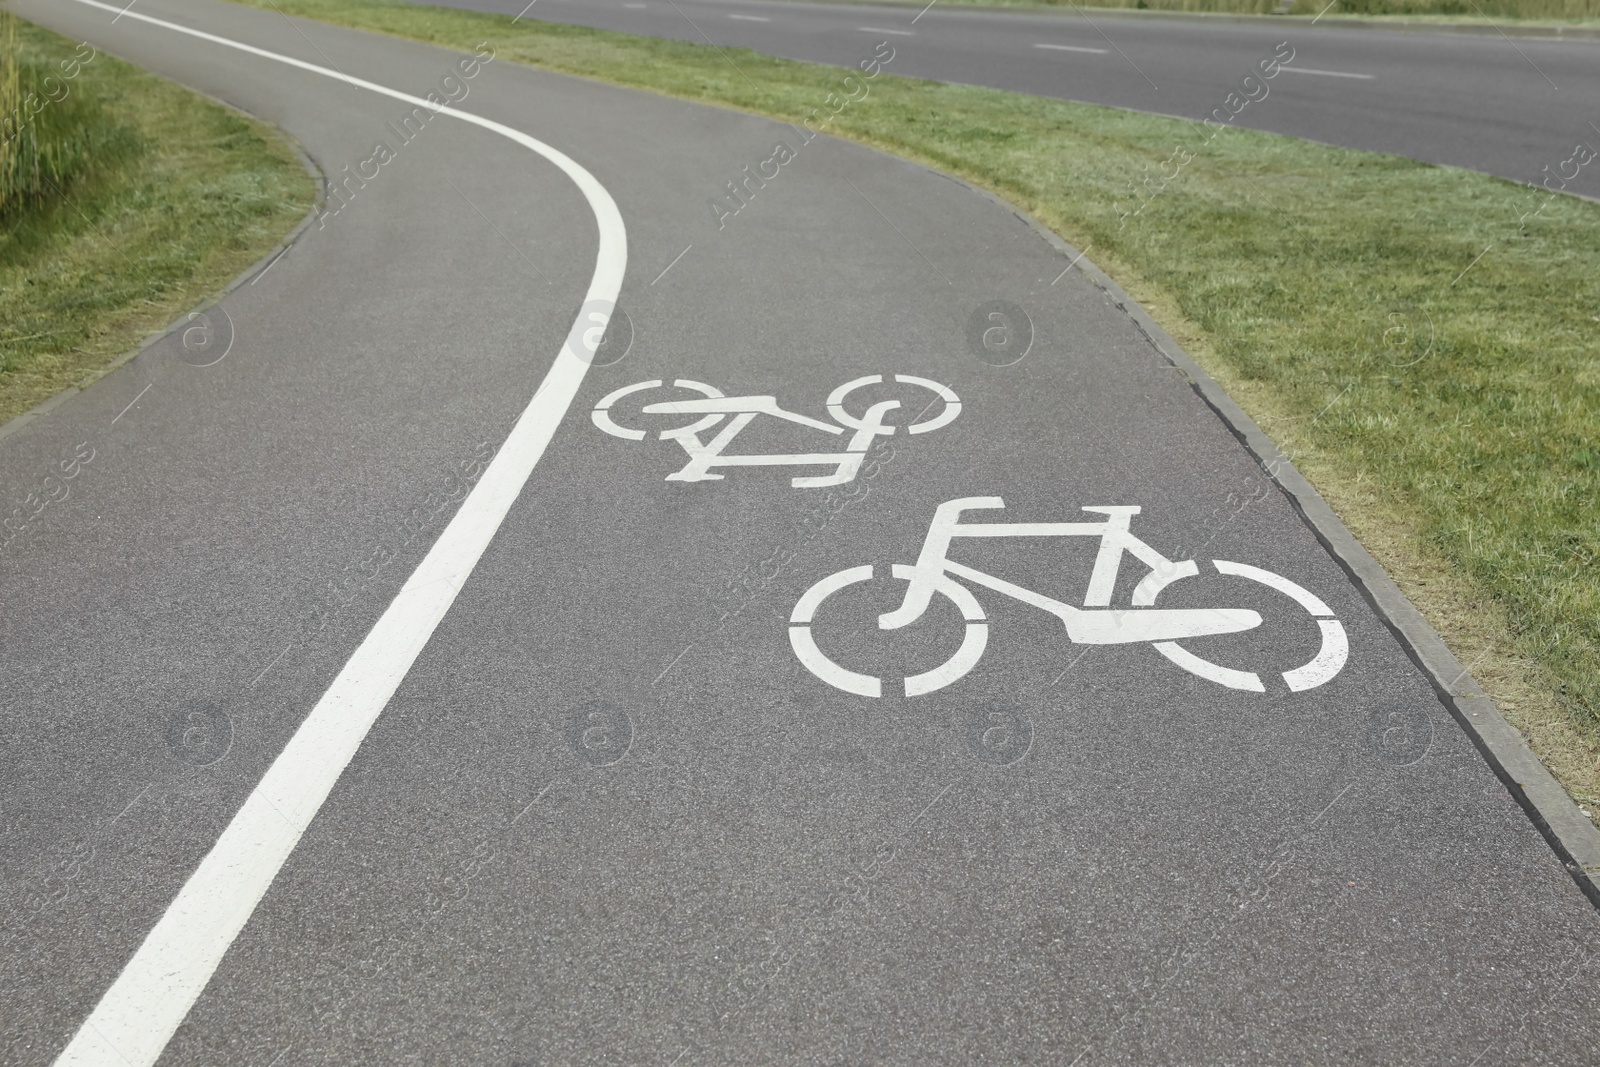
1033, 42, 1109, 54
727, 13, 770, 21
1278, 65, 1374, 80
54, 3, 627, 1066
859, 26, 914, 35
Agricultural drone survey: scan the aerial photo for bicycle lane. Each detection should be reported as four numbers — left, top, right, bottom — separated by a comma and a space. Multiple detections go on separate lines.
15, 5, 1600, 1067
160, 40, 1600, 1067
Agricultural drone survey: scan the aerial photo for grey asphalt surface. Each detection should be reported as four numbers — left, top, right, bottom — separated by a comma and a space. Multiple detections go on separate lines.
420, 0, 1600, 200
3, 0, 1600, 1064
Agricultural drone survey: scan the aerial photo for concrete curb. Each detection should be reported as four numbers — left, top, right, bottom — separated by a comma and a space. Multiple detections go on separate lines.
0, 89, 327, 448
931, 173, 1600, 910
782, 0, 1600, 40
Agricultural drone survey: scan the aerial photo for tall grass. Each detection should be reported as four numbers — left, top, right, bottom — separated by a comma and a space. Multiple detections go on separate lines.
0, 13, 16, 202
0, 16, 313, 424
0, 10, 137, 218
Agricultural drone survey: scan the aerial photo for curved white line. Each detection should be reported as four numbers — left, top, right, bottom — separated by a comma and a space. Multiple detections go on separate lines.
54, 3, 627, 1066
656, 379, 728, 439
890, 563, 986, 621
826, 374, 884, 430
791, 564, 874, 624
789, 625, 882, 698
1213, 560, 1335, 617
1131, 558, 1198, 606
1285, 620, 1349, 692
884, 564, 988, 696
904, 623, 988, 696
1152, 641, 1265, 692
592, 379, 663, 440
893, 375, 960, 435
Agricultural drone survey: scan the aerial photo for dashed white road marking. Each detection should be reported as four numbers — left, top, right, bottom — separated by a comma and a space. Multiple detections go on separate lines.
53, 2, 627, 1065
859, 26, 914, 35
727, 13, 770, 21
1033, 42, 1109, 54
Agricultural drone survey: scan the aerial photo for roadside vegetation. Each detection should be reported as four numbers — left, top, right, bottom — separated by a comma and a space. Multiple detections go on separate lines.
0, 13, 315, 426
231, 0, 1600, 818
768, 0, 1600, 23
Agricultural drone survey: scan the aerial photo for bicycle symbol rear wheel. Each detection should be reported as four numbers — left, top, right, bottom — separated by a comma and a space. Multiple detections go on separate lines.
789, 564, 987, 698
591, 379, 725, 440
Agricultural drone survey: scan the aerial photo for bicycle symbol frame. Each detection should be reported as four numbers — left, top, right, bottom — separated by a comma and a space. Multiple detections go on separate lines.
789, 497, 1348, 697
592, 374, 959, 488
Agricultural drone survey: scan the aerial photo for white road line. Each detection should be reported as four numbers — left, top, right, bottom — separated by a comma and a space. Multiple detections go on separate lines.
53, 2, 627, 1066
859, 26, 914, 35
1278, 65, 1374, 80
1033, 42, 1109, 54
727, 13, 770, 21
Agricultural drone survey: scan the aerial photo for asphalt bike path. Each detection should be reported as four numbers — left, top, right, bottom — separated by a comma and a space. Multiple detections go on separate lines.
3, 1, 1599, 1064
424, 0, 1600, 201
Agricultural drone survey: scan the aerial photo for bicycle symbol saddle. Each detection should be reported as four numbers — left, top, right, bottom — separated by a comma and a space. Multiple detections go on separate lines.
789, 497, 1348, 697
592, 374, 959, 488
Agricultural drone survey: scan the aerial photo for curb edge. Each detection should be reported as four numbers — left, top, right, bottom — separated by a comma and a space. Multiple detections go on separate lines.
948, 176, 1600, 910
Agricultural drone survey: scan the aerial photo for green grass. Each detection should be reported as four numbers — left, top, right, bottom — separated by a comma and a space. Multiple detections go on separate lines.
746, 0, 1600, 21
229, 0, 1600, 812
0, 15, 316, 425
1, 21, 138, 216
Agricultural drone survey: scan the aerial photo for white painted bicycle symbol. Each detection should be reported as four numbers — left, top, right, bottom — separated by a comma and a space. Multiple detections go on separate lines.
789, 497, 1348, 697
591, 374, 960, 487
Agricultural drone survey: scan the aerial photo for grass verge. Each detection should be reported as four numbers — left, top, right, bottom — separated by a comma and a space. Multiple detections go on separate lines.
0, 15, 317, 427
734, 0, 1600, 23
246, 0, 1600, 816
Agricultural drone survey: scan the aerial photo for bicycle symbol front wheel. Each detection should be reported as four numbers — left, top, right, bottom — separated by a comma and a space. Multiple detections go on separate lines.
827, 375, 960, 436
789, 564, 987, 698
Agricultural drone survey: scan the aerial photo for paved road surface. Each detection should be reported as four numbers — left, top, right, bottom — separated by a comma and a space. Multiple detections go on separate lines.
2, 1, 1598, 1064
422, 0, 1600, 200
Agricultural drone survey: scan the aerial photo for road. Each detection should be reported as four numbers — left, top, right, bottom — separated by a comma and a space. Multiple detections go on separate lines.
2, 0, 1598, 1064
421, 0, 1600, 200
